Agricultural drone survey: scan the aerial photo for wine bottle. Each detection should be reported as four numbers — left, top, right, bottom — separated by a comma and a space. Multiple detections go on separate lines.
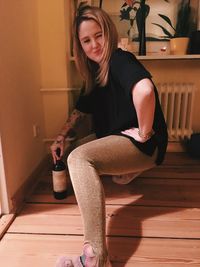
52, 148, 68, 199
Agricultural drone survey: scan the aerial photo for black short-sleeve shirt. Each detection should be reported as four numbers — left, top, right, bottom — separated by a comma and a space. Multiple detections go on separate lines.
76, 48, 168, 165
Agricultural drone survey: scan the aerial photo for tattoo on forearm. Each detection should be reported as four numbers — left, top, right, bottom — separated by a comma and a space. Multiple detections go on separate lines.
59, 109, 86, 136
67, 109, 86, 127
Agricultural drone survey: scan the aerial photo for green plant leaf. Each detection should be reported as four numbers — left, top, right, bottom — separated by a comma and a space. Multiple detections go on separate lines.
158, 14, 175, 30
152, 23, 174, 38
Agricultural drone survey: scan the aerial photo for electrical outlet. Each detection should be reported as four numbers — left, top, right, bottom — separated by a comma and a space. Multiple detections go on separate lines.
32, 124, 40, 138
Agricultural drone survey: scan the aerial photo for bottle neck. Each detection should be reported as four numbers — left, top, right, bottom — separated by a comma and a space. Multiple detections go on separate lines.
54, 158, 66, 169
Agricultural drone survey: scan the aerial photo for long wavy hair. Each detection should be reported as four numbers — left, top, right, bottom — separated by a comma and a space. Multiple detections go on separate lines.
73, 3, 118, 94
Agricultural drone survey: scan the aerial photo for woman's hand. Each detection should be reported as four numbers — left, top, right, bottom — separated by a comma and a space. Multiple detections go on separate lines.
50, 135, 65, 164
121, 127, 154, 143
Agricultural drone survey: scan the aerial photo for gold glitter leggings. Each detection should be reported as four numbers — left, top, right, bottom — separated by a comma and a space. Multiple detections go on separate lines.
67, 134, 157, 265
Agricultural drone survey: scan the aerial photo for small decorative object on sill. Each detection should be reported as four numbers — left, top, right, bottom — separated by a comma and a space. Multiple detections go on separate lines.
118, 38, 136, 53
136, 0, 150, 55
120, 0, 150, 56
118, 38, 129, 51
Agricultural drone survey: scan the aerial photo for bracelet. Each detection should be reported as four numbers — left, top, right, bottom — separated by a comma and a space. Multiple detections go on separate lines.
138, 129, 154, 140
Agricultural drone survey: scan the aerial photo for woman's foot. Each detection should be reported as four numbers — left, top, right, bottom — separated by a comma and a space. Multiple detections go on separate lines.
55, 243, 111, 267
112, 172, 141, 185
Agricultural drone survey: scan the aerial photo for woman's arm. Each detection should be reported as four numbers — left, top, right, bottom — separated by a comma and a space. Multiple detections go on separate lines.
121, 78, 155, 142
58, 109, 86, 138
132, 78, 155, 137
51, 109, 87, 163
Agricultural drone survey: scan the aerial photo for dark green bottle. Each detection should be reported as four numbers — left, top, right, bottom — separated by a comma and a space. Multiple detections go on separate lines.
52, 148, 67, 199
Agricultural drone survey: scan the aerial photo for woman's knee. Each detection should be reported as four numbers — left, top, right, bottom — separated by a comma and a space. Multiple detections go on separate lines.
67, 145, 91, 168
67, 147, 80, 167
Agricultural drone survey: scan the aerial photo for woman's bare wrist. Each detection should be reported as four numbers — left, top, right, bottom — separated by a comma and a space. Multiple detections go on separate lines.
54, 134, 65, 144
57, 133, 66, 139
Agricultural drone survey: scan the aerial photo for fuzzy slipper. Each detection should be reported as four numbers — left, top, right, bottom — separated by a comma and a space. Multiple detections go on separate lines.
55, 255, 83, 267
55, 243, 111, 267
112, 172, 141, 185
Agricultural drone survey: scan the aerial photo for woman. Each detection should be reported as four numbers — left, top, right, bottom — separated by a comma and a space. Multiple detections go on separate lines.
51, 3, 168, 267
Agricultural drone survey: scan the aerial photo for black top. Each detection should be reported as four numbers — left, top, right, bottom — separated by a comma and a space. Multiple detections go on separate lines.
76, 48, 168, 165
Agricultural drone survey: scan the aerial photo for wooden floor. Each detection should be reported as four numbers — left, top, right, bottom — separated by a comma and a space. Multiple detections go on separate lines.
0, 152, 200, 266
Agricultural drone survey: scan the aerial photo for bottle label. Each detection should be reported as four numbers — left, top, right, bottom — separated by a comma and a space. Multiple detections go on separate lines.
52, 170, 67, 192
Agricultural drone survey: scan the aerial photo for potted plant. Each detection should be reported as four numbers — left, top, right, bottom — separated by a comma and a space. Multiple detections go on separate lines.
152, 0, 193, 54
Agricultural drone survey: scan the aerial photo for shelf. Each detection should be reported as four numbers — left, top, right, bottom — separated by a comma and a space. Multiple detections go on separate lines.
69, 54, 200, 62
138, 54, 200, 60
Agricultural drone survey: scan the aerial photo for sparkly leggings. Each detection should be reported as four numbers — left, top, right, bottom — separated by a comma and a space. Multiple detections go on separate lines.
67, 134, 157, 264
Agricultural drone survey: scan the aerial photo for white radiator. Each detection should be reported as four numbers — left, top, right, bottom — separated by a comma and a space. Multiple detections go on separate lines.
157, 83, 195, 141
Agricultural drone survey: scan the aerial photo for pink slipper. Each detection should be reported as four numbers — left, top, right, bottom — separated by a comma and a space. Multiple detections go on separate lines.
112, 172, 141, 185
55, 243, 111, 267
55, 255, 83, 267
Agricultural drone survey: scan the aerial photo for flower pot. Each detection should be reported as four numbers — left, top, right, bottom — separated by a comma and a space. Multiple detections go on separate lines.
170, 37, 189, 55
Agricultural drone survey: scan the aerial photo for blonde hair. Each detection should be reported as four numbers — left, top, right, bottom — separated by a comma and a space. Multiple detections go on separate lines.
73, 3, 118, 94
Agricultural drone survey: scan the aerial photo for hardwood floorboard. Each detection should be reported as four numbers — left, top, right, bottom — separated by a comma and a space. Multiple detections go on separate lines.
27, 177, 200, 208
162, 152, 200, 166
7, 203, 200, 238
0, 234, 200, 267
142, 166, 200, 178
0, 152, 200, 267
0, 214, 15, 239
